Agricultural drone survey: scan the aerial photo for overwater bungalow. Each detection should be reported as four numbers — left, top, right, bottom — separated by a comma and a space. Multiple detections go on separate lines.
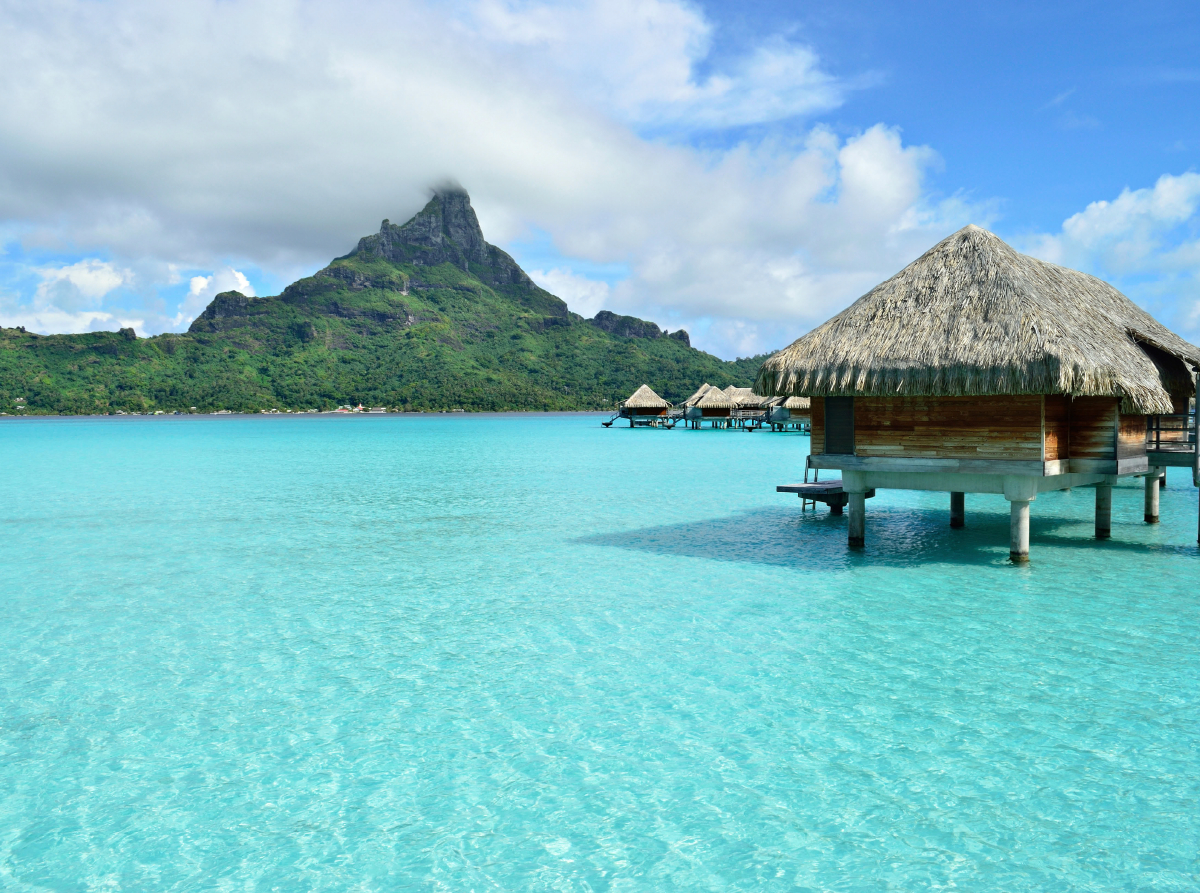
723, 386, 768, 429
690, 387, 736, 428
757, 225, 1200, 561
767, 396, 812, 431
682, 383, 713, 427
683, 383, 714, 407
725, 387, 761, 408
616, 384, 672, 427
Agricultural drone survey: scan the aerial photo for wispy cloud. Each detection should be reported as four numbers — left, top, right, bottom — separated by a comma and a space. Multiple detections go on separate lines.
1140, 67, 1200, 84
1058, 110, 1101, 130
1041, 87, 1075, 110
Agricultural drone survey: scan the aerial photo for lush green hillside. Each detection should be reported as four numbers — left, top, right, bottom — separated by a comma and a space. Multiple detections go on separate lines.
0, 189, 771, 414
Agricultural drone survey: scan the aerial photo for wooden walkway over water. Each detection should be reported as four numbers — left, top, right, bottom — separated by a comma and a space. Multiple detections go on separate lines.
603, 407, 810, 432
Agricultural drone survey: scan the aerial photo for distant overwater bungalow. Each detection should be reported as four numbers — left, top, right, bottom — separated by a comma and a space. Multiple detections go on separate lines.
609, 384, 811, 431
690, 387, 736, 428
612, 384, 673, 427
758, 225, 1200, 561
758, 395, 811, 432
681, 382, 713, 414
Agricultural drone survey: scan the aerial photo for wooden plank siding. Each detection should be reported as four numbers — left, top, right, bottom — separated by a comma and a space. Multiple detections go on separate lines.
1044, 396, 1069, 460
808, 394, 1149, 467
854, 396, 1043, 460
1117, 414, 1148, 460
1068, 397, 1117, 460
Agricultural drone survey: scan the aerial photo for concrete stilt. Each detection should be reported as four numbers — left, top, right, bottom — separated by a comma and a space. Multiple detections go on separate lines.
950, 491, 965, 528
1159, 469, 1167, 489
1001, 476, 1038, 561
1009, 499, 1030, 563
1095, 484, 1113, 539
848, 491, 865, 548
1144, 467, 1161, 523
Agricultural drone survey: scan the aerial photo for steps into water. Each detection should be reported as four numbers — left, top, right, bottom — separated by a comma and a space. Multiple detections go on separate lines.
777, 480, 876, 514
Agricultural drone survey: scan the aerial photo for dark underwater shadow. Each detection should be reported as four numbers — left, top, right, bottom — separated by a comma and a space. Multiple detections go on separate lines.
575, 502, 1200, 571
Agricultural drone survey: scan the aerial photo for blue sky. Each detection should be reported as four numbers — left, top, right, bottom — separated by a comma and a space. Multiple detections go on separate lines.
0, 0, 1197, 358
718, 0, 1200, 228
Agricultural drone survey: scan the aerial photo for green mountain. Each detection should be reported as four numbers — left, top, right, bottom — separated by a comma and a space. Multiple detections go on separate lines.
0, 189, 769, 414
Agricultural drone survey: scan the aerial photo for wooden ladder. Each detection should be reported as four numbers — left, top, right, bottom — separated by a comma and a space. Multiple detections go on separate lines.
801, 456, 819, 511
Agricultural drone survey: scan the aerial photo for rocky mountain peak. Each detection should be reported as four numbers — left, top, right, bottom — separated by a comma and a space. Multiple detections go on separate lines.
591, 310, 691, 345
337, 186, 684, 340
354, 185, 505, 277
342, 186, 567, 317
380, 186, 488, 265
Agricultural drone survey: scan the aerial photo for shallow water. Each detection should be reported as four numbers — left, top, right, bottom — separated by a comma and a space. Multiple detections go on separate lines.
1, 414, 1197, 891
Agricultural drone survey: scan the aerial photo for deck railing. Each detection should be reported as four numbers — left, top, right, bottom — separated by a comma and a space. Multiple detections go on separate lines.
1146, 413, 1196, 453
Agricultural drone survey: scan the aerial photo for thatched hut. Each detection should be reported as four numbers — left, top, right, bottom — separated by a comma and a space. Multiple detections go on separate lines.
684, 383, 714, 407
690, 387, 736, 428
619, 384, 671, 427
764, 395, 812, 428
757, 224, 1200, 560
724, 386, 763, 409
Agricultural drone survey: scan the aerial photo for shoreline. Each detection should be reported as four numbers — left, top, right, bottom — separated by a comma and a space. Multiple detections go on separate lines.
0, 409, 616, 421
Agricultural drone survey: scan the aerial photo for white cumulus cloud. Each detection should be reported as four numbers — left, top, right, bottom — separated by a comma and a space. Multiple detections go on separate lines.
34, 259, 128, 311
173, 268, 256, 327
527, 267, 611, 319
0, 0, 983, 356
0, 258, 143, 334
1024, 171, 1200, 343
467, 0, 841, 130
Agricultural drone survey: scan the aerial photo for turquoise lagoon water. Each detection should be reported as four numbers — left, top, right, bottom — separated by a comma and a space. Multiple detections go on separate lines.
1, 413, 1198, 891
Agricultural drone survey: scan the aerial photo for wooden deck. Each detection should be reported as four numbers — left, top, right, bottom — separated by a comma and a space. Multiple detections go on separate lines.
1147, 413, 1196, 467
777, 480, 876, 513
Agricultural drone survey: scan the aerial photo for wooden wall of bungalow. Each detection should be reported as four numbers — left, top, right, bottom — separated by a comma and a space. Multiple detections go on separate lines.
809, 395, 1153, 473
621, 407, 668, 417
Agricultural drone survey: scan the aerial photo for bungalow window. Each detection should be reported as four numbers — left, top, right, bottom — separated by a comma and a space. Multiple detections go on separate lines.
825, 397, 855, 454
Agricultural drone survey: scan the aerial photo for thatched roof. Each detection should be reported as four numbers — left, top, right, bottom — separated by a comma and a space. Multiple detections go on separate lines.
756, 225, 1200, 414
684, 383, 714, 406
696, 388, 735, 409
783, 396, 811, 410
724, 386, 763, 408
622, 384, 670, 409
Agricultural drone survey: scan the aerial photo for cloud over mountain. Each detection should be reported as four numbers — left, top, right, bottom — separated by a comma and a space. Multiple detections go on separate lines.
0, 0, 979, 355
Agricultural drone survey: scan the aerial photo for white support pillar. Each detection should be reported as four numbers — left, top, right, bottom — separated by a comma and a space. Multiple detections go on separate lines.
1003, 476, 1038, 562
1096, 483, 1113, 539
1144, 467, 1161, 524
1194, 369, 1199, 545
1009, 500, 1030, 563
848, 492, 866, 548
950, 491, 965, 528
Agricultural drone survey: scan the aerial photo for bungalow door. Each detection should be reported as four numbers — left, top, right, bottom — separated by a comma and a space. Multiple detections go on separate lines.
825, 397, 855, 454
